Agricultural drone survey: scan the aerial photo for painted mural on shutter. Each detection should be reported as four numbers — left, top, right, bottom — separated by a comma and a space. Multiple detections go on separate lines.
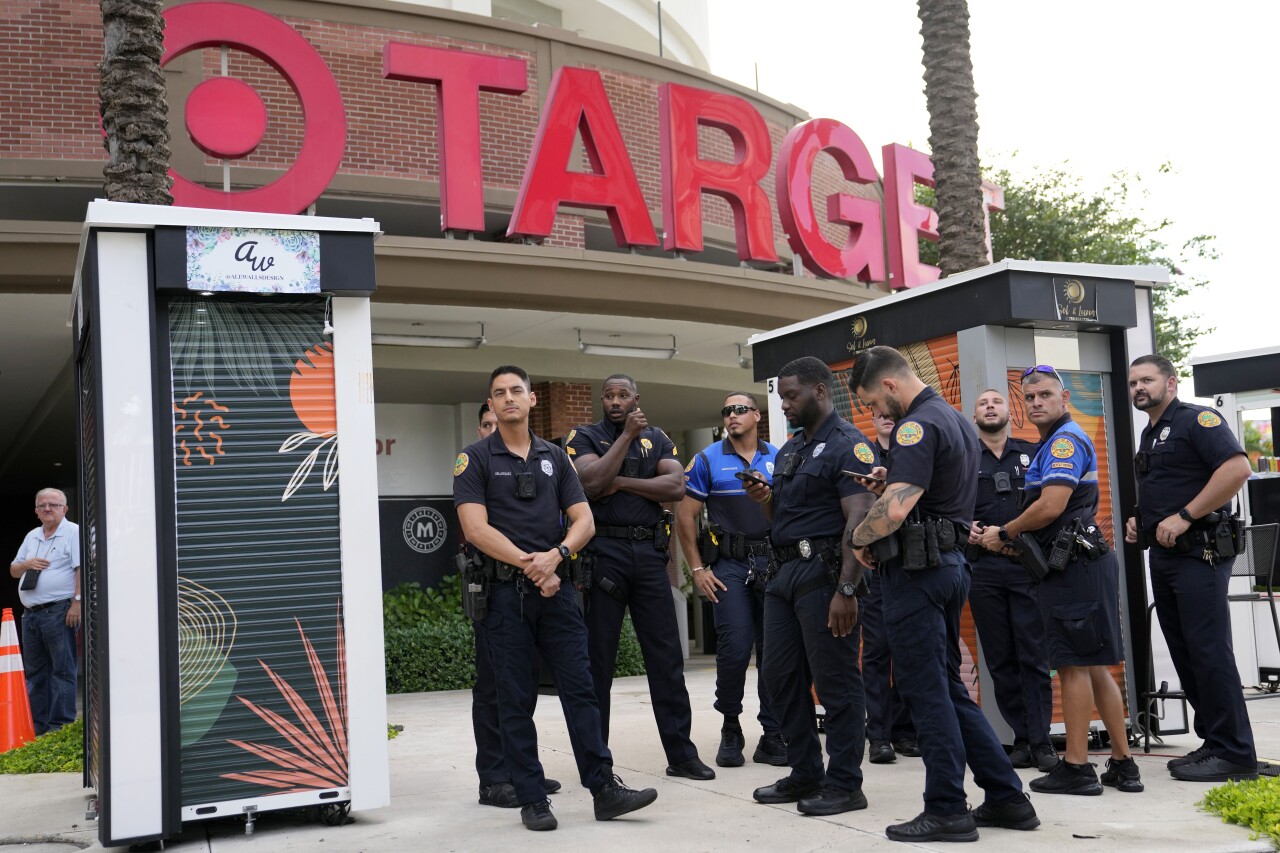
168, 295, 348, 807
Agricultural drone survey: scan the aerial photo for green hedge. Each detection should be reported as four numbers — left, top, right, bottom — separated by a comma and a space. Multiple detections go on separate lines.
1201, 776, 1280, 846
385, 615, 646, 694
0, 719, 83, 774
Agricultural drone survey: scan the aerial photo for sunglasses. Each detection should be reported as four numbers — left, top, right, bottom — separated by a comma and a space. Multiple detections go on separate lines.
1021, 364, 1061, 380
721, 404, 757, 418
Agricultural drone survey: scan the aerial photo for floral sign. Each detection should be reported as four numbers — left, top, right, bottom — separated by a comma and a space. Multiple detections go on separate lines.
186, 227, 320, 294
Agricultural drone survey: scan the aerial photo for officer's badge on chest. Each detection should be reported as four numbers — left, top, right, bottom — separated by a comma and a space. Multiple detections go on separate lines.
541, 459, 554, 477
812, 442, 826, 458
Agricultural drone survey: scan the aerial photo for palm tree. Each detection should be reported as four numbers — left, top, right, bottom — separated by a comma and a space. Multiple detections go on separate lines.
100, 0, 173, 204
916, 0, 985, 275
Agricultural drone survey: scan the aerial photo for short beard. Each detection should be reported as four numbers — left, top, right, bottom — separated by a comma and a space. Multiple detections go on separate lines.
1133, 390, 1164, 411
976, 415, 1009, 435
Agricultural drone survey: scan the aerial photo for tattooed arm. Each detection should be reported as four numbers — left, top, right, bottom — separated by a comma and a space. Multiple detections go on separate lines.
849, 482, 925, 547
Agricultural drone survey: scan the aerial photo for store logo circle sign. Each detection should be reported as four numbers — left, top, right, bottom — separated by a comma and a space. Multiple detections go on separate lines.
161, 2, 346, 214
402, 506, 447, 554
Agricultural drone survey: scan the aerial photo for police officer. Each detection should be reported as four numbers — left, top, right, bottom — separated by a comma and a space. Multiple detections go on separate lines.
861, 410, 919, 764
676, 391, 786, 768
740, 356, 873, 816
966, 388, 1056, 772
454, 366, 657, 831
466, 404, 562, 807
1124, 354, 1257, 782
569, 374, 715, 781
978, 364, 1141, 796
850, 346, 1035, 842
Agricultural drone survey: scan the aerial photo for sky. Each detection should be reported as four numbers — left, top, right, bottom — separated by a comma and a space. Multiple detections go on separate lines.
705, 0, 1276, 364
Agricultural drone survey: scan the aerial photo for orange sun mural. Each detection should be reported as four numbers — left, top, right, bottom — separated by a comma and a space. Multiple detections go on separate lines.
280, 342, 338, 501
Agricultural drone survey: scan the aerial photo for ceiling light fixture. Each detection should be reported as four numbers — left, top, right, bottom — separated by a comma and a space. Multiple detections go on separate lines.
372, 322, 486, 349
577, 329, 677, 360
737, 343, 753, 370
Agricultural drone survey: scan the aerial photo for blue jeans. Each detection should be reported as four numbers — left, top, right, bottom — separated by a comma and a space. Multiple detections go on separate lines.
22, 601, 78, 735
710, 556, 778, 732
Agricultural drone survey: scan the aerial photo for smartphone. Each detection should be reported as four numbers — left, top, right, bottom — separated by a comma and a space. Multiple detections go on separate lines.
842, 470, 886, 484
734, 470, 770, 488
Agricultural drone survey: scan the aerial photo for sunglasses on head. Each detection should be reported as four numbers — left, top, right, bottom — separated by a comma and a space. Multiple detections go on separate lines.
1021, 364, 1061, 380
721, 404, 757, 417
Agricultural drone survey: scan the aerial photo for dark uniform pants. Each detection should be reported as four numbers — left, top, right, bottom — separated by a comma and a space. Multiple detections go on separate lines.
1150, 549, 1257, 767
483, 580, 612, 805
586, 537, 697, 764
968, 555, 1053, 746
880, 551, 1023, 816
861, 569, 915, 742
472, 623, 543, 787
710, 556, 779, 732
762, 555, 865, 791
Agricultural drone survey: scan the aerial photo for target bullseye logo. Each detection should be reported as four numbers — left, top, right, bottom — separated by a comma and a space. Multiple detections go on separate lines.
161, 1, 346, 213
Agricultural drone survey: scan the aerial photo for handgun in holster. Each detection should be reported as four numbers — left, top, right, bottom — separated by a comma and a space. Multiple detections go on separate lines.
698, 522, 724, 567
655, 509, 674, 552
1048, 518, 1082, 571
456, 547, 490, 622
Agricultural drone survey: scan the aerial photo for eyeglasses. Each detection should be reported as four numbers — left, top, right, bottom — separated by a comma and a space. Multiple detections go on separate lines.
35, 503, 65, 510
721, 404, 757, 418
1021, 365, 1061, 380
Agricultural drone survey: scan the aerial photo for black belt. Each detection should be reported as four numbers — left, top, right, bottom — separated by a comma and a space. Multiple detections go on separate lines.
25, 598, 71, 613
723, 536, 770, 559
771, 536, 842, 563
597, 524, 656, 541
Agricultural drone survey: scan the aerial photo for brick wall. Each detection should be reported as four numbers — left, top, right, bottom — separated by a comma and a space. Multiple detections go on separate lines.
528, 381, 593, 440
1, 0, 882, 275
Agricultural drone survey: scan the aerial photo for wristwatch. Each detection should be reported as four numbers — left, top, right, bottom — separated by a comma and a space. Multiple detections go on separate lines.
557, 543, 572, 560
73, 594, 82, 602
997, 527, 1011, 542
1178, 508, 1195, 523
838, 580, 858, 598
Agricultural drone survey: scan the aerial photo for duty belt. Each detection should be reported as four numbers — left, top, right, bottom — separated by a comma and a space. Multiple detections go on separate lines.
720, 533, 770, 560
771, 536, 842, 564
596, 524, 656, 540
481, 557, 573, 583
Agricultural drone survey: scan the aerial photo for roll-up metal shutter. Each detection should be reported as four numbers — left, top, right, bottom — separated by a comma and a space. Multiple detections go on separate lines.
167, 295, 348, 809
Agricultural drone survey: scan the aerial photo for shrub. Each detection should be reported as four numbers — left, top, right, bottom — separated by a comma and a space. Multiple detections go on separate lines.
0, 719, 84, 774
384, 613, 647, 693
383, 577, 466, 631
1201, 776, 1280, 846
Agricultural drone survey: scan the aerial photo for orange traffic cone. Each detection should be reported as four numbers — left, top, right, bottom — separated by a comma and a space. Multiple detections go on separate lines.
1, 608, 37, 752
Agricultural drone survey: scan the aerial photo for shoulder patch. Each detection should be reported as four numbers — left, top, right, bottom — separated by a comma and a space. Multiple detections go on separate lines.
1197, 411, 1223, 428
453, 453, 469, 476
896, 421, 924, 447
1050, 437, 1076, 459
854, 442, 876, 464
684, 458, 696, 473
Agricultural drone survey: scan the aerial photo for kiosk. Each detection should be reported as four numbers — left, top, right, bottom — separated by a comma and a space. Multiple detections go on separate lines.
749, 259, 1168, 742
73, 201, 388, 847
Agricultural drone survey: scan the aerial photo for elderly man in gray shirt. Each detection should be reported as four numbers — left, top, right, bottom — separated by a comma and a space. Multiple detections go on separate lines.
10, 487, 81, 734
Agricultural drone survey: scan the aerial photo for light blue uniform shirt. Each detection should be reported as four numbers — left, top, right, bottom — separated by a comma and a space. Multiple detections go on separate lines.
13, 519, 80, 608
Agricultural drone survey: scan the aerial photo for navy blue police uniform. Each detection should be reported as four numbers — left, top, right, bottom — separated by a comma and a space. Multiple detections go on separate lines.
969, 436, 1054, 753
453, 429, 614, 805
1137, 398, 1256, 768
685, 437, 781, 739
763, 409, 869, 792
1023, 413, 1122, 668
875, 387, 1024, 817
860, 440, 917, 753
568, 421, 699, 765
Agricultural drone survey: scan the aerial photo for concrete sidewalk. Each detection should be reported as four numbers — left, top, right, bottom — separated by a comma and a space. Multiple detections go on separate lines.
2, 658, 1275, 851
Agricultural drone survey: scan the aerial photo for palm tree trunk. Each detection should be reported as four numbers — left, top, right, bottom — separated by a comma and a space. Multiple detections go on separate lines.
100, 0, 172, 204
917, 0, 985, 275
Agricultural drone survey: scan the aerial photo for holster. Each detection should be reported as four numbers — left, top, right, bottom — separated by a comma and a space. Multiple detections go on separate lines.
655, 509, 674, 552
900, 522, 929, 571
456, 549, 490, 622
698, 522, 724, 567
574, 551, 596, 590
869, 532, 901, 565
1013, 533, 1051, 583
